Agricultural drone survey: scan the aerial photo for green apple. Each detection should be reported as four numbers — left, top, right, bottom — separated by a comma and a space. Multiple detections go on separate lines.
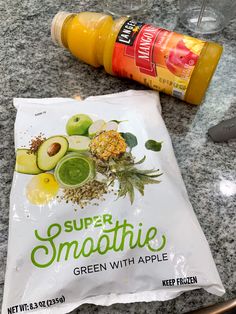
103, 121, 118, 132
66, 114, 93, 136
66, 135, 91, 152
88, 120, 106, 138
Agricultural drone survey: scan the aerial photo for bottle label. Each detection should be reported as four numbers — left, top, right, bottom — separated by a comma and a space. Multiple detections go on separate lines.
112, 20, 206, 99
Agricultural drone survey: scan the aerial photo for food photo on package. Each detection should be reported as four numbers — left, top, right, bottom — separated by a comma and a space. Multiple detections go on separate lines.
2, 91, 224, 314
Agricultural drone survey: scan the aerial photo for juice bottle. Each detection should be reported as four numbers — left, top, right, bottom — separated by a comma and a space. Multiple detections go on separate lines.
51, 12, 223, 105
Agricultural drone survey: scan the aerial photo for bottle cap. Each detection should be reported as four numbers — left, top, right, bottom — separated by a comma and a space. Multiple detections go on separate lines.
51, 11, 74, 48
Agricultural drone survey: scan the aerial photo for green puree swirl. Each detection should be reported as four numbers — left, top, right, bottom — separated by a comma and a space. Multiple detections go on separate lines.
58, 158, 90, 185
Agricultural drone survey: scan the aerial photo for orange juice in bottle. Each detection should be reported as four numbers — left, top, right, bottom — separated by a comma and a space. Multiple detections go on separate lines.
51, 12, 223, 105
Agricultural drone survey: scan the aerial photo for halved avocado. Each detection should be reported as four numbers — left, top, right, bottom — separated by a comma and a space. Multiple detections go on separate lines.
37, 136, 68, 171
15, 149, 42, 175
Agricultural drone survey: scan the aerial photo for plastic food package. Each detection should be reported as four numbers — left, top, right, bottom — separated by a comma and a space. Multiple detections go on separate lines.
2, 90, 224, 313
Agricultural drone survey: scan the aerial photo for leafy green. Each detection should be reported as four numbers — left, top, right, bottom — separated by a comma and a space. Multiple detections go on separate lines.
145, 140, 163, 152
120, 132, 138, 150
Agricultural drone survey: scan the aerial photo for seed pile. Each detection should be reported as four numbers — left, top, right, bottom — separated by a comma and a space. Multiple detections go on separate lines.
28, 133, 46, 154
59, 180, 109, 208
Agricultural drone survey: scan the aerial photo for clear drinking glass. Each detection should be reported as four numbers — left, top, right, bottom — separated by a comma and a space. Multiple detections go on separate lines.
179, 0, 236, 34
103, 0, 154, 16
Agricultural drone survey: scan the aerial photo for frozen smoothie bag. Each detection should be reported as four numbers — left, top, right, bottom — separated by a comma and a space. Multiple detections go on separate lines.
3, 90, 224, 313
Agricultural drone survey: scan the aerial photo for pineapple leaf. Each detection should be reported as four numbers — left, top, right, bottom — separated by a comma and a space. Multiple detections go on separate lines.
118, 186, 127, 198
130, 174, 145, 196
136, 174, 161, 185
110, 119, 128, 124
117, 176, 129, 198
146, 173, 163, 178
134, 155, 146, 165
126, 180, 135, 204
130, 168, 158, 175
109, 154, 162, 204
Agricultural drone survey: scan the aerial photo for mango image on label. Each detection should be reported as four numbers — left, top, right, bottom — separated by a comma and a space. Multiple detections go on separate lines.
26, 173, 59, 205
15, 149, 42, 175
165, 37, 205, 78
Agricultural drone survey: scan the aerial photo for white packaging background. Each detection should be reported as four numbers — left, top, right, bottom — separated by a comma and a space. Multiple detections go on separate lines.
2, 90, 224, 314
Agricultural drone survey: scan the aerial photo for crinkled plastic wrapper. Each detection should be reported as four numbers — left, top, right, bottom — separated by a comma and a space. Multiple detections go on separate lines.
2, 91, 224, 313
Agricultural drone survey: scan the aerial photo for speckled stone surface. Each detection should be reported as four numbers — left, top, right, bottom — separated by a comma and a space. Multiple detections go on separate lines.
0, 0, 235, 313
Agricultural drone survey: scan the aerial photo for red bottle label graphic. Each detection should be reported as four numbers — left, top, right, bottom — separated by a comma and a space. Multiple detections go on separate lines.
112, 20, 206, 99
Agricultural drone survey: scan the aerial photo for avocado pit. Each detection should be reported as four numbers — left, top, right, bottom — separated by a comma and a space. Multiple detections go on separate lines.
47, 142, 61, 157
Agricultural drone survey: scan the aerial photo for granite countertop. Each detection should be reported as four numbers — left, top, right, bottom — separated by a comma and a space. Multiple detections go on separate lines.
0, 0, 235, 313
